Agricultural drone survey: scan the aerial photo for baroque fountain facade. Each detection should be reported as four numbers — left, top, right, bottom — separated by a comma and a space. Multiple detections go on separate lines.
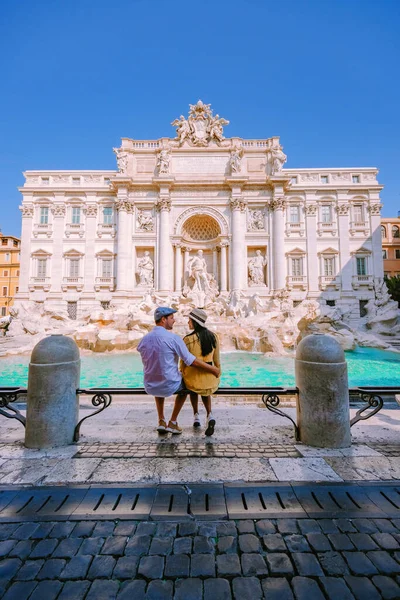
4, 100, 399, 356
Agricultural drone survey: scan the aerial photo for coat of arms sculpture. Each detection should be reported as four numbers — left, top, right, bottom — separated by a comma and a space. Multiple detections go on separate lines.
171, 100, 229, 147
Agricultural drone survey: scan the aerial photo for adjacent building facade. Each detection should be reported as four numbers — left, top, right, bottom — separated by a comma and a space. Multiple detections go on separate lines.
17, 101, 384, 324
0, 233, 21, 316
382, 215, 400, 277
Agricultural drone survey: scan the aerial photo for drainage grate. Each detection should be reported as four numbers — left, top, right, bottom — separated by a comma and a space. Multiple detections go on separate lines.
2, 483, 400, 521
150, 485, 227, 521
292, 483, 386, 519
225, 483, 306, 519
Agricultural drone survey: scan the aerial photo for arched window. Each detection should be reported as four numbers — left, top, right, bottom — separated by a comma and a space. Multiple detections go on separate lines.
381, 225, 387, 239
392, 225, 400, 238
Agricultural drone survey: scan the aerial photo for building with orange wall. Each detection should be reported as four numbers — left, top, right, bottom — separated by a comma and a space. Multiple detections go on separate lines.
0, 233, 21, 317
381, 215, 400, 277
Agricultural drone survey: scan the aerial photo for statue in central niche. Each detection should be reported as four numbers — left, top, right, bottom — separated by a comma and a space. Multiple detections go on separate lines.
183, 249, 219, 308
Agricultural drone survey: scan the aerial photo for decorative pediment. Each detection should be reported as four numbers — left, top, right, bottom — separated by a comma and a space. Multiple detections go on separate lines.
318, 247, 339, 256
285, 247, 306, 256
351, 246, 372, 255
95, 249, 115, 258
63, 248, 85, 257
31, 248, 52, 257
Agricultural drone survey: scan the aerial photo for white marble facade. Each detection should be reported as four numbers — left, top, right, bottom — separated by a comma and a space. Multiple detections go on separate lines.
17, 101, 384, 322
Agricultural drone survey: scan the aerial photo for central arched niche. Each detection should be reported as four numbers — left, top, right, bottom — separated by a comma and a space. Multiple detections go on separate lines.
181, 214, 221, 242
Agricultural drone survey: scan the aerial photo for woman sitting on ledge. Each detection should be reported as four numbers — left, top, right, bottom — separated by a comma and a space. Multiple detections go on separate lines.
180, 308, 221, 436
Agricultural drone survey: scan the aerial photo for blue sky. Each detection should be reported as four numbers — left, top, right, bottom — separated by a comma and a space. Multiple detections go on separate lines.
1, 0, 399, 237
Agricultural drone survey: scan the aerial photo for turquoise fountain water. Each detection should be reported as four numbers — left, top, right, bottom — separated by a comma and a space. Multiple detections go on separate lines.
0, 347, 399, 388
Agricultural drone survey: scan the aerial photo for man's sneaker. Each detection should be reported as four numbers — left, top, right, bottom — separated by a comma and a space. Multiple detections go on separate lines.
157, 419, 167, 433
205, 414, 216, 437
166, 421, 183, 435
193, 413, 201, 428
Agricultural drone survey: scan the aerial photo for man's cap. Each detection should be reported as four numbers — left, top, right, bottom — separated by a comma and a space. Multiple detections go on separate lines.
189, 307, 208, 327
154, 306, 177, 321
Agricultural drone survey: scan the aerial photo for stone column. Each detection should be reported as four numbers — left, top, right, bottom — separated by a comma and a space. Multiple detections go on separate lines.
83, 203, 97, 294
219, 242, 228, 292
368, 202, 384, 279
271, 195, 286, 291
174, 243, 182, 292
213, 247, 218, 284
305, 202, 319, 295
50, 202, 66, 293
157, 195, 172, 292
230, 196, 247, 290
18, 204, 34, 295
116, 189, 134, 292
337, 202, 352, 291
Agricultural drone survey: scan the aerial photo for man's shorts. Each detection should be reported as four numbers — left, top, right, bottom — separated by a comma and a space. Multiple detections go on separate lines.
174, 379, 189, 395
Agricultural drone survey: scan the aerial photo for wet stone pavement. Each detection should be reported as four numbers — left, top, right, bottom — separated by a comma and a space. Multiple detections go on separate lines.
2, 517, 400, 599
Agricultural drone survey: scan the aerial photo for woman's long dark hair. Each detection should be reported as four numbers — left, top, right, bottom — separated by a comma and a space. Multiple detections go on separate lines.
192, 320, 217, 357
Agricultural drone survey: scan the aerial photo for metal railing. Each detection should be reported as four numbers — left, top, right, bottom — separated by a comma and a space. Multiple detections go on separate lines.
1, 385, 399, 443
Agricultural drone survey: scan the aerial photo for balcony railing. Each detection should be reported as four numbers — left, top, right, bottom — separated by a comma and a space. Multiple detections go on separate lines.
352, 274, 374, 289
286, 275, 307, 290
285, 222, 305, 237
28, 277, 51, 291
95, 276, 115, 291
319, 275, 341, 290
33, 224, 52, 238
62, 277, 84, 291
97, 224, 116, 238
65, 223, 85, 238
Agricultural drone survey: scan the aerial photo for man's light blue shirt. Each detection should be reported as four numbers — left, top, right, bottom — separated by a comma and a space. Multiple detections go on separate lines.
137, 326, 196, 397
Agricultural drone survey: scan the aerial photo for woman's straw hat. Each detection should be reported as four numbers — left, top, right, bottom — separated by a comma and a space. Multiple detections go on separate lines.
188, 307, 208, 327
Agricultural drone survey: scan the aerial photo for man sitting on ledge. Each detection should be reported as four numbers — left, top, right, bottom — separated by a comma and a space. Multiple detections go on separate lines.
137, 306, 220, 434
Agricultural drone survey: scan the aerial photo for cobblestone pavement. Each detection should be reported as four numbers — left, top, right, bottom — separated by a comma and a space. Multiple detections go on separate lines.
74, 443, 302, 459
2, 517, 400, 599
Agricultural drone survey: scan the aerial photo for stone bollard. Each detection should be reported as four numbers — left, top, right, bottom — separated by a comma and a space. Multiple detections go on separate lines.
25, 335, 81, 449
295, 333, 351, 448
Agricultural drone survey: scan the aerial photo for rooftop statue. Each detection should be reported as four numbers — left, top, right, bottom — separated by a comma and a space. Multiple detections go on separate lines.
172, 100, 229, 147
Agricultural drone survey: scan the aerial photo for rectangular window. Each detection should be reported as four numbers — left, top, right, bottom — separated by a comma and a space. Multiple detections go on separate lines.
5, 253, 10, 262
290, 176, 298, 184
69, 259, 80, 277
104, 177, 111, 185
1, 307, 6, 316
103, 207, 113, 224
289, 206, 300, 223
396, 249, 400, 259
359, 300, 368, 317
1, 238, 7, 246
321, 205, 332, 223
37, 259, 47, 277
353, 204, 364, 223
67, 301, 77, 320
352, 175, 360, 183
291, 258, 303, 276
326, 300, 336, 307
383, 249, 388, 259
3, 271, 8, 277
356, 257, 366, 276
324, 257, 335, 277
13, 240, 18, 247
321, 175, 329, 184
15, 287, 19, 293
102, 259, 112, 277
71, 207, 81, 224
41, 177, 49, 185
16, 270, 19, 276
2, 287, 7, 297
40, 207, 49, 224
72, 177, 80, 186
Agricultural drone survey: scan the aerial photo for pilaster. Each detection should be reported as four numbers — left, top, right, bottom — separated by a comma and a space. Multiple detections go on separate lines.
116, 187, 134, 292
156, 189, 172, 292
230, 193, 247, 291
270, 185, 286, 291
336, 196, 352, 292
304, 198, 319, 295
18, 202, 34, 296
